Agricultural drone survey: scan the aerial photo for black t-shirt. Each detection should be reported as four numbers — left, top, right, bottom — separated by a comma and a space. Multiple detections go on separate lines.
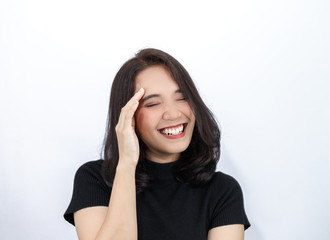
64, 159, 250, 239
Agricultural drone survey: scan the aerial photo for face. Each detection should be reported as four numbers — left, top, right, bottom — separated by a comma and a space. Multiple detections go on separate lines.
134, 65, 195, 163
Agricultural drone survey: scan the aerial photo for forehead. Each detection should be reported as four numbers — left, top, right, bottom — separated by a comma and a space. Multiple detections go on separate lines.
135, 65, 179, 92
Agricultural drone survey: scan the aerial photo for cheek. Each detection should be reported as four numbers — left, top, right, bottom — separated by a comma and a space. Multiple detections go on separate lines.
135, 110, 154, 132
181, 104, 195, 118
135, 111, 145, 132
182, 105, 196, 128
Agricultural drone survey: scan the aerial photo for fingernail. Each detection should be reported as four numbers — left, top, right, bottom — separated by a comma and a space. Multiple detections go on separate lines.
135, 88, 143, 96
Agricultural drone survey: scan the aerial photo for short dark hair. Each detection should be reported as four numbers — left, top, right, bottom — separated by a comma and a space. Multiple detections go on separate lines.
102, 48, 221, 192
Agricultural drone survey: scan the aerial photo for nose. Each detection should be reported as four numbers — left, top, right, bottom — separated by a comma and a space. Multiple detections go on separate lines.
162, 105, 182, 120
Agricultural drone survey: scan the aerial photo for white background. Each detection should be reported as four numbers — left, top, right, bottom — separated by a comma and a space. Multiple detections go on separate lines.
1, 0, 329, 239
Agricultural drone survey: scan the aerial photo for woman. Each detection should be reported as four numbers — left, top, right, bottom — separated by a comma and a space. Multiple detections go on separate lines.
64, 48, 250, 240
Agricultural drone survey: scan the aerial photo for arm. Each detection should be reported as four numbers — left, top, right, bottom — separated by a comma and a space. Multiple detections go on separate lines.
74, 88, 145, 240
207, 224, 245, 240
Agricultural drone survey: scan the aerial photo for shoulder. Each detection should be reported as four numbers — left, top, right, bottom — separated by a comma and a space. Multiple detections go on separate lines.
73, 159, 108, 192
210, 171, 242, 191
207, 171, 246, 213
64, 159, 110, 225
75, 159, 103, 182
207, 171, 250, 230
76, 159, 103, 174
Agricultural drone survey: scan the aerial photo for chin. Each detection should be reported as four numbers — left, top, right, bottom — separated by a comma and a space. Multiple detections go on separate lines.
163, 143, 190, 155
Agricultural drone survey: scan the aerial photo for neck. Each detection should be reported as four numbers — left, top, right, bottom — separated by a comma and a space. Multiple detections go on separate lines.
146, 151, 180, 164
144, 158, 178, 180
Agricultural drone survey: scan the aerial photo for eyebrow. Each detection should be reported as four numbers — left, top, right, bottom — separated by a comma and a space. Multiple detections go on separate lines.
141, 94, 160, 102
141, 89, 182, 102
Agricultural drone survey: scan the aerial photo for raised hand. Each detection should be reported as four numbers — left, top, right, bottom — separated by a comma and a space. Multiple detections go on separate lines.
115, 88, 145, 168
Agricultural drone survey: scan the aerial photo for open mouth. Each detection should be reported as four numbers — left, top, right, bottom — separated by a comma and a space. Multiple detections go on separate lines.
158, 123, 187, 136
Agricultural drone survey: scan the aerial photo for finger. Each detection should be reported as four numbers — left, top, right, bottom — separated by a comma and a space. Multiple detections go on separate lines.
117, 88, 144, 128
132, 87, 145, 101
122, 88, 144, 123
122, 88, 144, 114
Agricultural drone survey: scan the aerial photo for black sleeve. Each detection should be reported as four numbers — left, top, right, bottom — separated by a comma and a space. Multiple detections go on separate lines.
63, 160, 111, 226
209, 172, 250, 230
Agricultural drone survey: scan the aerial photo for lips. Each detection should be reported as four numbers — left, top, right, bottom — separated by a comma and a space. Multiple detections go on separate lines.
158, 123, 187, 136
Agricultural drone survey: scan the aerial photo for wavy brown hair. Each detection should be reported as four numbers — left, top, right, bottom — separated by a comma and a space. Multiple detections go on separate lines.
101, 48, 220, 192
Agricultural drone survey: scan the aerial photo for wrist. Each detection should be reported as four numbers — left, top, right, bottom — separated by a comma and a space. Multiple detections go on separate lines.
116, 161, 137, 173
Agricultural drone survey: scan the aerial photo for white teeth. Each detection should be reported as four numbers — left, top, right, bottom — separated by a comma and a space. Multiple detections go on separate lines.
160, 124, 184, 136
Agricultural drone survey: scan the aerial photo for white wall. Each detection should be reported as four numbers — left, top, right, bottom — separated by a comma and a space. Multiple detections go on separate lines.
1, 0, 329, 239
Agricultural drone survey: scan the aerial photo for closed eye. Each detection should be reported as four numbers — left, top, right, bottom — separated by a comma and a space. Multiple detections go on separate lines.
177, 98, 186, 101
145, 103, 160, 108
